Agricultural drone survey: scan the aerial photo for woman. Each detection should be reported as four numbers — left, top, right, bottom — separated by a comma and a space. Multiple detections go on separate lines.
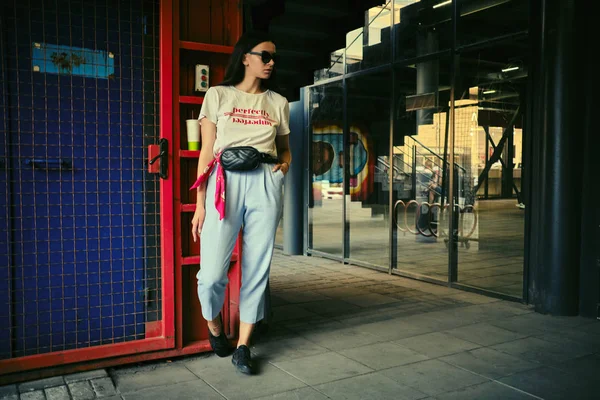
424, 159, 441, 203
190, 31, 291, 375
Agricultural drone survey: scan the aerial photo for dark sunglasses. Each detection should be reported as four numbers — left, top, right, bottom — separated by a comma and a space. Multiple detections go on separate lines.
247, 51, 279, 64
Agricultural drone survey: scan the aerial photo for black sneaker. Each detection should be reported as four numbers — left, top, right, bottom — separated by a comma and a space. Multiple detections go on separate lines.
231, 345, 253, 375
208, 316, 231, 357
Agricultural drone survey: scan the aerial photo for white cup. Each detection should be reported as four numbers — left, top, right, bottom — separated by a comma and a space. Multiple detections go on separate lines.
186, 119, 200, 150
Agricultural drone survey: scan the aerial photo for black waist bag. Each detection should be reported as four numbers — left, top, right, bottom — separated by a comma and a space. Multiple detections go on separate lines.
220, 146, 279, 171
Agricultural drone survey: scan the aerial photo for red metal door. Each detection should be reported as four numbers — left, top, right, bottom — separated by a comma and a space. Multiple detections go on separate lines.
0, 0, 242, 384
0, 0, 175, 382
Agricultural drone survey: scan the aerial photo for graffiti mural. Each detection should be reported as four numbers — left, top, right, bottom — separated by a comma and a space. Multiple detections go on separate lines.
312, 123, 374, 201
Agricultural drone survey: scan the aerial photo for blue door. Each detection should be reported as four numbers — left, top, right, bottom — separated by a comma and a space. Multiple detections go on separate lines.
0, 0, 162, 360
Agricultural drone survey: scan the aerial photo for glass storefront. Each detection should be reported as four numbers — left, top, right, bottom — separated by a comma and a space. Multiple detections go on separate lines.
392, 57, 452, 282
454, 37, 528, 298
346, 71, 391, 266
305, 0, 528, 299
308, 81, 344, 257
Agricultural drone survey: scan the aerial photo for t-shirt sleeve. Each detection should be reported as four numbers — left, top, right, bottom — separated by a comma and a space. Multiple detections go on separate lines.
198, 87, 219, 125
277, 99, 290, 136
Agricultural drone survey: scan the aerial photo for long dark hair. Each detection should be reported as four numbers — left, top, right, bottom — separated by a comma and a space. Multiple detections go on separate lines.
218, 31, 280, 92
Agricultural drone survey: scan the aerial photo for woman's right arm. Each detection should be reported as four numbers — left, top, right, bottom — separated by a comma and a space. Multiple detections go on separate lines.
191, 119, 217, 243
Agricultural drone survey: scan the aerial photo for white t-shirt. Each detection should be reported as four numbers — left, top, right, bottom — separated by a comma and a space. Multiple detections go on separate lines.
198, 85, 290, 157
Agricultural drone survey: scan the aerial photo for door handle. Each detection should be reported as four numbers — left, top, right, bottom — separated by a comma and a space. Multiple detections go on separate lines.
24, 158, 72, 170
148, 138, 168, 179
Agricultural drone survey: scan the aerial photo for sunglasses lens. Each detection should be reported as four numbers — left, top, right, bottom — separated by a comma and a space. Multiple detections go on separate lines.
261, 51, 278, 64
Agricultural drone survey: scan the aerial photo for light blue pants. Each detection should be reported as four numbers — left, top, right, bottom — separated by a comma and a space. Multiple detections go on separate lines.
197, 164, 284, 324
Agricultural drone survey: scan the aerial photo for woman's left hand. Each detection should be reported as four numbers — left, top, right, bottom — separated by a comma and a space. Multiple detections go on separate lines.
273, 162, 289, 176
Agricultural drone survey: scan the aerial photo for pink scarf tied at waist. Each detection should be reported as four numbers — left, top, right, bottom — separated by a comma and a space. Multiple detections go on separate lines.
189, 154, 226, 220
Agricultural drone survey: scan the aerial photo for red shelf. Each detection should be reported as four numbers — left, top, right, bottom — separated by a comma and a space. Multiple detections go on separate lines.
182, 256, 200, 265
181, 253, 238, 266
180, 96, 204, 105
180, 41, 234, 54
181, 204, 196, 212
180, 150, 200, 158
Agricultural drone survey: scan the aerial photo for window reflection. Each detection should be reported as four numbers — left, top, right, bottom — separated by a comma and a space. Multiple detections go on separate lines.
346, 72, 391, 266
304, 0, 529, 299
392, 60, 451, 281
346, 2, 392, 73
455, 37, 528, 297
393, 0, 451, 61
308, 83, 344, 256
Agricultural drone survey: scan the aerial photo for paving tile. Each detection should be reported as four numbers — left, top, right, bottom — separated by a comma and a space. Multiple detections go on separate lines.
499, 366, 591, 400
121, 380, 223, 400
404, 312, 476, 331
297, 325, 383, 351
92, 397, 121, 400
577, 320, 600, 335
20, 391, 46, 400
440, 347, 539, 379
408, 284, 458, 296
490, 313, 588, 336
314, 372, 427, 400
355, 318, 435, 341
424, 303, 530, 327
393, 332, 480, 358
536, 329, 600, 352
250, 335, 329, 362
112, 364, 198, 394
434, 381, 537, 400
19, 377, 65, 393
459, 276, 523, 289
253, 387, 328, 400
444, 322, 527, 346
491, 336, 592, 365
489, 317, 545, 336
90, 377, 118, 397
552, 353, 600, 390
185, 353, 305, 399
280, 316, 332, 333
339, 342, 429, 370
380, 359, 488, 396
0, 385, 17, 400
64, 370, 108, 384
271, 304, 320, 323
44, 386, 70, 400
330, 308, 396, 326
313, 287, 371, 299
268, 295, 290, 307
275, 290, 332, 304
339, 293, 400, 307
273, 352, 373, 386
67, 381, 95, 400
297, 299, 362, 316
251, 325, 299, 345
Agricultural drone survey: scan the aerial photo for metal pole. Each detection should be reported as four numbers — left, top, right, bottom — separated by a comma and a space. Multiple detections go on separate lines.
529, 0, 579, 315
448, 0, 458, 284
283, 93, 305, 255
389, 2, 397, 274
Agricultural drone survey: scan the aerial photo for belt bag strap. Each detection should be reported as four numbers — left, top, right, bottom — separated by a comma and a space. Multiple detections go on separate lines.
220, 146, 278, 171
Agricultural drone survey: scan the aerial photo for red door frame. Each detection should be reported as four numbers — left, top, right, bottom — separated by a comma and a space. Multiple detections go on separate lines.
0, 0, 242, 385
158, 0, 176, 349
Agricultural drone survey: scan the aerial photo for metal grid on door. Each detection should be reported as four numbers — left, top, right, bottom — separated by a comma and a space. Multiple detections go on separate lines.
0, 0, 161, 360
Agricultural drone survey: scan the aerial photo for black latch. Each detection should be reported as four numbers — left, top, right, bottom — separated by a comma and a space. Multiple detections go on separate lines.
148, 138, 168, 179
